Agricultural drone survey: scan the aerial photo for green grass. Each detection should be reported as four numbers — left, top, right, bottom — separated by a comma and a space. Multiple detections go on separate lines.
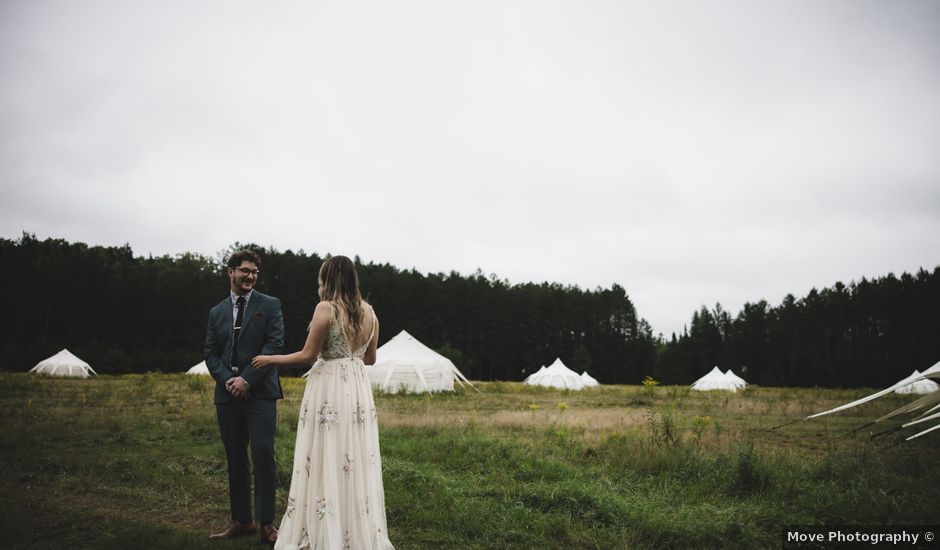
1, 374, 937, 549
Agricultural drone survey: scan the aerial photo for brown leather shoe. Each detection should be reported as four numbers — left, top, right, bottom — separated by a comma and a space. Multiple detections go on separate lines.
209, 520, 257, 539
260, 523, 278, 545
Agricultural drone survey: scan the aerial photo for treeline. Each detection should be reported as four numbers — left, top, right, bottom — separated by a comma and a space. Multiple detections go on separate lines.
0, 233, 655, 382
654, 270, 940, 388
2, 233, 937, 387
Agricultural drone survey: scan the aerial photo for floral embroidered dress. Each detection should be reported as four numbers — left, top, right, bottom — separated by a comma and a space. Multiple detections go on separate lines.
275, 304, 394, 550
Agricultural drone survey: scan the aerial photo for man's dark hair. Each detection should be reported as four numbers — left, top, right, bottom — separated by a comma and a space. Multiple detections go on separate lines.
227, 249, 262, 269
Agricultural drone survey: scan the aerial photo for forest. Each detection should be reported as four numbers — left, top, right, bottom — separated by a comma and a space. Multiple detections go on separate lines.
2, 233, 937, 387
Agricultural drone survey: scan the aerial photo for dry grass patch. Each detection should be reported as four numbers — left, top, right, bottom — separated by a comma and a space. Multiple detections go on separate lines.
379, 407, 650, 434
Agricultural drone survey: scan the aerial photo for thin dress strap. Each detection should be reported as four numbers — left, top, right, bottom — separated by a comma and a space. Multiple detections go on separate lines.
354, 306, 377, 357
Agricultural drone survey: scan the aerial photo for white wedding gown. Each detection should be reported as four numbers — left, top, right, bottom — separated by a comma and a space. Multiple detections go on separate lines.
275, 304, 394, 550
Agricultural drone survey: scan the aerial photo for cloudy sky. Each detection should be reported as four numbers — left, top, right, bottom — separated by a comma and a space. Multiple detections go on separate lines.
2, 0, 938, 337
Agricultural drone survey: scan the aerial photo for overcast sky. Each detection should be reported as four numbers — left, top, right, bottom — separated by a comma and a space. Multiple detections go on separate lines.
2, 0, 938, 337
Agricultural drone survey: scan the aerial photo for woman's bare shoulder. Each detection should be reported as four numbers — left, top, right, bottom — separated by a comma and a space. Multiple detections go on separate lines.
306, 301, 333, 333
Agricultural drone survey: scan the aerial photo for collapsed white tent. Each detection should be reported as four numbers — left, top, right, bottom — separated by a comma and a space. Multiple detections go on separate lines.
525, 358, 584, 390
186, 361, 210, 376
893, 370, 939, 395
580, 371, 600, 387
365, 330, 475, 394
29, 349, 97, 379
805, 361, 940, 440
725, 369, 747, 389
691, 366, 738, 392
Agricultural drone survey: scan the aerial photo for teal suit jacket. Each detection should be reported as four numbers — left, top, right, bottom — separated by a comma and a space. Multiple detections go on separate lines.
204, 291, 284, 404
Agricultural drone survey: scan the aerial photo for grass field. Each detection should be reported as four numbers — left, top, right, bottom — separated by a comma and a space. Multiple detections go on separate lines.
1, 373, 937, 549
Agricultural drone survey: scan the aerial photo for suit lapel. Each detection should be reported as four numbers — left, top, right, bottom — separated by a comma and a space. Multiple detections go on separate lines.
241, 292, 262, 332
222, 296, 234, 333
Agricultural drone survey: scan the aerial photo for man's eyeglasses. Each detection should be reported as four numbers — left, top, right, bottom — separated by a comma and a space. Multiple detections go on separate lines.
235, 268, 260, 276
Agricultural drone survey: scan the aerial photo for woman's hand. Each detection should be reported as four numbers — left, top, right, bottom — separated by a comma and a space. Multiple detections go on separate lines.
252, 355, 274, 369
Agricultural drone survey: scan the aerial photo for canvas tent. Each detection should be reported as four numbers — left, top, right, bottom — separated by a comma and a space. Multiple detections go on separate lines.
186, 361, 210, 376
725, 369, 747, 389
365, 330, 475, 394
523, 365, 545, 383
29, 349, 97, 378
805, 361, 940, 441
525, 358, 584, 390
691, 366, 738, 392
893, 370, 938, 395
580, 371, 600, 387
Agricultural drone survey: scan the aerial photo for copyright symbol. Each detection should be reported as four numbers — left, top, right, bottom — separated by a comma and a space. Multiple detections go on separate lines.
926, 532, 934, 542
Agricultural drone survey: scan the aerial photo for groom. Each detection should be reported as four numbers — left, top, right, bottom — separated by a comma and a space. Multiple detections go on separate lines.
204, 249, 284, 545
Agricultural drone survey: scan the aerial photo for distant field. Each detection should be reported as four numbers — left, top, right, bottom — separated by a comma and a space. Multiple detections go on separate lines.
1, 373, 937, 549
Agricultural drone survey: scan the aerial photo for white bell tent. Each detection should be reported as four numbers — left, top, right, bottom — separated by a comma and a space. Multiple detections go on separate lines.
525, 358, 584, 390
691, 366, 738, 392
580, 371, 600, 387
523, 365, 546, 383
893, 370, 939, 395
29, 349, 97, 379
365, 330, 475, 394
725, 369, 748, 389
186, 361, 210, 376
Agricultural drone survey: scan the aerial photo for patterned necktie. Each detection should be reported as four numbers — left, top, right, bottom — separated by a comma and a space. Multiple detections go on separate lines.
231, 296, 246, 373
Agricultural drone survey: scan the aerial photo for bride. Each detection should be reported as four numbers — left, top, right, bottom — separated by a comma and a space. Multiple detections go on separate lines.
252, 255, 394, 549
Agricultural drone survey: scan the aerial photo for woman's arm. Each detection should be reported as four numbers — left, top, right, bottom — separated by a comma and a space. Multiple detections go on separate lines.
363, 316, 379, 366
252, 301, 332, 368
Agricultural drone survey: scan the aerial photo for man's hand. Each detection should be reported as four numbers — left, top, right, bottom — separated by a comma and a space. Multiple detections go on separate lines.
226, 377, 250, 399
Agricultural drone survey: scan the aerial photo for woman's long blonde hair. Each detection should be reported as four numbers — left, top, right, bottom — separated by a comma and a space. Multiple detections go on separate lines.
318, 255, 364, 337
